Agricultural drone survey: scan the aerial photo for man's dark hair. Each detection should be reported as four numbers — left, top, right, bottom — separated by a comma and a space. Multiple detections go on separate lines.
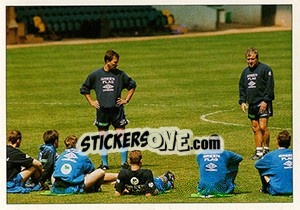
277, 130, 291, 148
43, 130, 59, 144
7, 130, 22, 144
104, 50, 119, 63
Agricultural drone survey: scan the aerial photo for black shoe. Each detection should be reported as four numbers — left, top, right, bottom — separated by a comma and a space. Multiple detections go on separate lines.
163, 171, 175, 188
263, 149, 270, 156
259, 188, 268, 193
250, 150, 263, 160
40, 182, 50, 190
98, 164, 109, 170
24, 177, 36, 188
121, 162, 130, 169
250, 153, 263, 160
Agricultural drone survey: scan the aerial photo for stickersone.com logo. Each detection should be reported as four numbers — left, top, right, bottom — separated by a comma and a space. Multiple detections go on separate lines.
77, 127, 224, 156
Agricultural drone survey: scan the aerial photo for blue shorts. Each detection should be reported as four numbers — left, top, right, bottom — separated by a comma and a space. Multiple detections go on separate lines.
154, 177, 172, 194
7, 174, 31, 194
197, 179, 235, 195
263, 182, 292, 196
51, 179, 84, 194
51, 185, 84, 194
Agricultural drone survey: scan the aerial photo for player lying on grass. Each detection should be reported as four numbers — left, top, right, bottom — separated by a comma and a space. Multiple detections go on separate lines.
115, 150, 175, 196
51, 135, 118, 194
196, 134, 243, 196
255, 130, 293, 195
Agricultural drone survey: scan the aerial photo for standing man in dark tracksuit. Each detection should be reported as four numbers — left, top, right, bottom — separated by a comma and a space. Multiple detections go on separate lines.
80, 50, 137, 170
238, 47, 275, 160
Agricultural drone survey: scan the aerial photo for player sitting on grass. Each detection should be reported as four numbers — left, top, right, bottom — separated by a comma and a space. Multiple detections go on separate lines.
255, 130, 293, 195
115, 150, 175, 196
7, 130, 43, 193
51, 135, 117, 194
195, 134, 243, 197
31, 129, 60, 190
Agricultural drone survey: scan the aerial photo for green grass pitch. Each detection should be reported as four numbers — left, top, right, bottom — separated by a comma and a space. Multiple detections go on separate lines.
6, 30, 292, 204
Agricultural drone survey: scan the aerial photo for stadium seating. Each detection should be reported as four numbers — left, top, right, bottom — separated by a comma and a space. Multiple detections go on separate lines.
14, 6, 169, 38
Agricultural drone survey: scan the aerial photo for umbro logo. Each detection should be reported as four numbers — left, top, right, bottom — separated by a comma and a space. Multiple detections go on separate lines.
103, 84, 114, 89
63, 152, 78, 159
248, 81, 256, 88
283, 160, 293, 169
103, 84, 114, 91
205, 163, 217, 171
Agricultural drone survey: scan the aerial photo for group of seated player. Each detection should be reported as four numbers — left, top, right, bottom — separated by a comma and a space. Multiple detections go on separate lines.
195, 132, 292, 197
6, 129, 292, 196
6, 130, 174, 195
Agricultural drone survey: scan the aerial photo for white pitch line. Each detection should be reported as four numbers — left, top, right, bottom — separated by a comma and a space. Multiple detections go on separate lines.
200, 109, 292, 130
7, 101, 64, 105
200, 109, 247, 127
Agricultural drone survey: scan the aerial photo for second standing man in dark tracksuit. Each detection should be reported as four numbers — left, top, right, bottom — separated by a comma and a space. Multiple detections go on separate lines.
238, 47, 275, 160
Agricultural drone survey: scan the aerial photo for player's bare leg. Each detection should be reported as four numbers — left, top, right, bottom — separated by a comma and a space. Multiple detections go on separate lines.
259, 117, 270, 155
251, 119, 264, 159
103, 172, 118, 185
20, 166, 38, 183
84, 168, 105, 192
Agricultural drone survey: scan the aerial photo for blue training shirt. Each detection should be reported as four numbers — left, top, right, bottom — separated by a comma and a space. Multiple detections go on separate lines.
196, 150, 243, 195
37, 143, 59, 183
255, 148, 293, 195
52, 148, 95, 185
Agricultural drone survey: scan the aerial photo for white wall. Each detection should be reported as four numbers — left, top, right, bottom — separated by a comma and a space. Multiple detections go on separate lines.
275, 5, 292, 27
222, 5, 292, 27
153, 5, 291, 31
153, 5, 217, 31
224, 5, 261, 25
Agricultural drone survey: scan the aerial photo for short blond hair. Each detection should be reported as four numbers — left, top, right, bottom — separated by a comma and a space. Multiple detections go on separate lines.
129, 150, 142, 164
64, 135, 78, 148
245, 47, 259, 59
